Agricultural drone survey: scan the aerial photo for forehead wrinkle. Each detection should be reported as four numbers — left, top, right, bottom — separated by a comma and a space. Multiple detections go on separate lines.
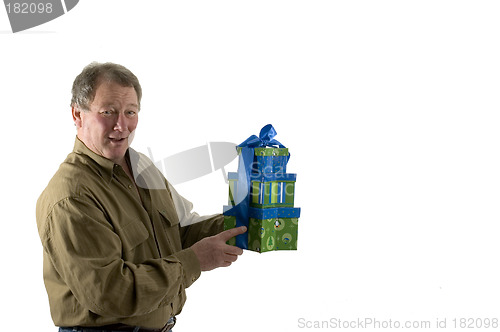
96, 94, 138, 110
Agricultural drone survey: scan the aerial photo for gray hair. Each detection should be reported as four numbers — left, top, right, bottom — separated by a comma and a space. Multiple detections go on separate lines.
71, 62, 142, 110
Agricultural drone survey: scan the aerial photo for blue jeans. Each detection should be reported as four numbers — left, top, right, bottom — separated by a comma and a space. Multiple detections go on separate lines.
58, 318, 175, 332
59, 328, 142, 332
59, 327, 174, 332
59, 328, 173, 332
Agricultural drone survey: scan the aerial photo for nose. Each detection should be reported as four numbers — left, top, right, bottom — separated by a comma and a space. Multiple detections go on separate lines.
113, 113, 127, 132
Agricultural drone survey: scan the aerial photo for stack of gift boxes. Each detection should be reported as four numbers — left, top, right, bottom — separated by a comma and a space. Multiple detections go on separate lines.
223, 144, 301, 253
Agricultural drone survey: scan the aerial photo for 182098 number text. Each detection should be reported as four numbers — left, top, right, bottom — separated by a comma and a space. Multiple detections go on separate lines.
6, 2, 53, 14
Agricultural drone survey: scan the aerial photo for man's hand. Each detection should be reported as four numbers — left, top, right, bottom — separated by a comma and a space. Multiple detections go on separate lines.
191, 226, 247, 271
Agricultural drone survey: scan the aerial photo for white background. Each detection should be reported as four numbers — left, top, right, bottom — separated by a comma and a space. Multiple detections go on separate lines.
1, 1, 500, 331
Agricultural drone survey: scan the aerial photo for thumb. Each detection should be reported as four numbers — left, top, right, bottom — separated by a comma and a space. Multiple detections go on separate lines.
218, 226, 247, 242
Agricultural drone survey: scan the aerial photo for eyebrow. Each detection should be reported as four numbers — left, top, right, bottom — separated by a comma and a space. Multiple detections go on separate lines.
103, 102, 139, 109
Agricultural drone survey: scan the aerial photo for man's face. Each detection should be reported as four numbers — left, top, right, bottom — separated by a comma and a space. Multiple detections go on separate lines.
73, 80, 139, 165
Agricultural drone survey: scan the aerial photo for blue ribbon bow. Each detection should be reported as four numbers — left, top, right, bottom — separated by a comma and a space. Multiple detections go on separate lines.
238, 124, 286, 149
229, 124, 286, 249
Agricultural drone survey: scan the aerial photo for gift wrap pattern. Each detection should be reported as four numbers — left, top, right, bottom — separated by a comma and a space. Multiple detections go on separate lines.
223, 134, 301, 253
224, 207, 300, 252
228, 172, 296, 208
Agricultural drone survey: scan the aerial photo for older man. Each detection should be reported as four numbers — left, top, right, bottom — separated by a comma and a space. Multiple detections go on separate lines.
36, 62, 245, 332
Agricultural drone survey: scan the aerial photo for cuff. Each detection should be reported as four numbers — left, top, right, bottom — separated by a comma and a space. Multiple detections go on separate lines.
172, 248, 201, 288
216, 214, 225, 233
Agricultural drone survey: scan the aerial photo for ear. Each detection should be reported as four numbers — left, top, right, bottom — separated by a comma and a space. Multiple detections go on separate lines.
72, 106, 82, 128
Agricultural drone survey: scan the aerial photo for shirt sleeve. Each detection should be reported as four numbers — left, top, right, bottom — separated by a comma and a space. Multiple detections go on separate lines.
180, 214, 224, 248
40, 196, 197, 318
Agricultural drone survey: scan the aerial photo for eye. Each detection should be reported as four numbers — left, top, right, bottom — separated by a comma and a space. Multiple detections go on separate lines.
126, 110, 137, 117
100, 109, 113, 116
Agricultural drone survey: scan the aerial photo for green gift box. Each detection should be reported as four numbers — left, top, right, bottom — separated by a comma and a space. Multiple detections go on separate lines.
223, 215, 237, 246
227, 172, 296, 209
248, 217, 299, 253
223, 206, 300, 253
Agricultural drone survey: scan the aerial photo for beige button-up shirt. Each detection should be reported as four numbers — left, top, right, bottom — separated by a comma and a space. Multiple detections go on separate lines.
36, 138, 223, 328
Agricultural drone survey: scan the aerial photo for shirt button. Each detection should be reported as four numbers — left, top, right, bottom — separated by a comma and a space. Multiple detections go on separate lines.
128, 184, 133, 189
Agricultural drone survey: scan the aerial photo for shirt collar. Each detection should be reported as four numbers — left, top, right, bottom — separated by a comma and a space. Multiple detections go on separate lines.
73, 136, 118, 183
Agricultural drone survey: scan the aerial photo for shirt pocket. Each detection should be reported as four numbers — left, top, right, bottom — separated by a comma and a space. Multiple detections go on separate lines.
119, 219, 149, 252
158, 208, 179, 227
158, 209, 183, 252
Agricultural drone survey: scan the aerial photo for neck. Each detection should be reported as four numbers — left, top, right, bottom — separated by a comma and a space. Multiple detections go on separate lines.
118, 156, 135, 181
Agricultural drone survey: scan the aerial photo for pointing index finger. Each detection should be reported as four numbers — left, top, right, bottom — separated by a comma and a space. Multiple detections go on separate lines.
219, 226, 247, 242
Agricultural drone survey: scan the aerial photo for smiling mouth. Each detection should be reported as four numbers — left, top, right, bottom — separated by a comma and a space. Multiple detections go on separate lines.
109, 137, 127, 143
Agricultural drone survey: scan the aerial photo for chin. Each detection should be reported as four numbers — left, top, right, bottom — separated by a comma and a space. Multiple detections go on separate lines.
105, 150, 127, 163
